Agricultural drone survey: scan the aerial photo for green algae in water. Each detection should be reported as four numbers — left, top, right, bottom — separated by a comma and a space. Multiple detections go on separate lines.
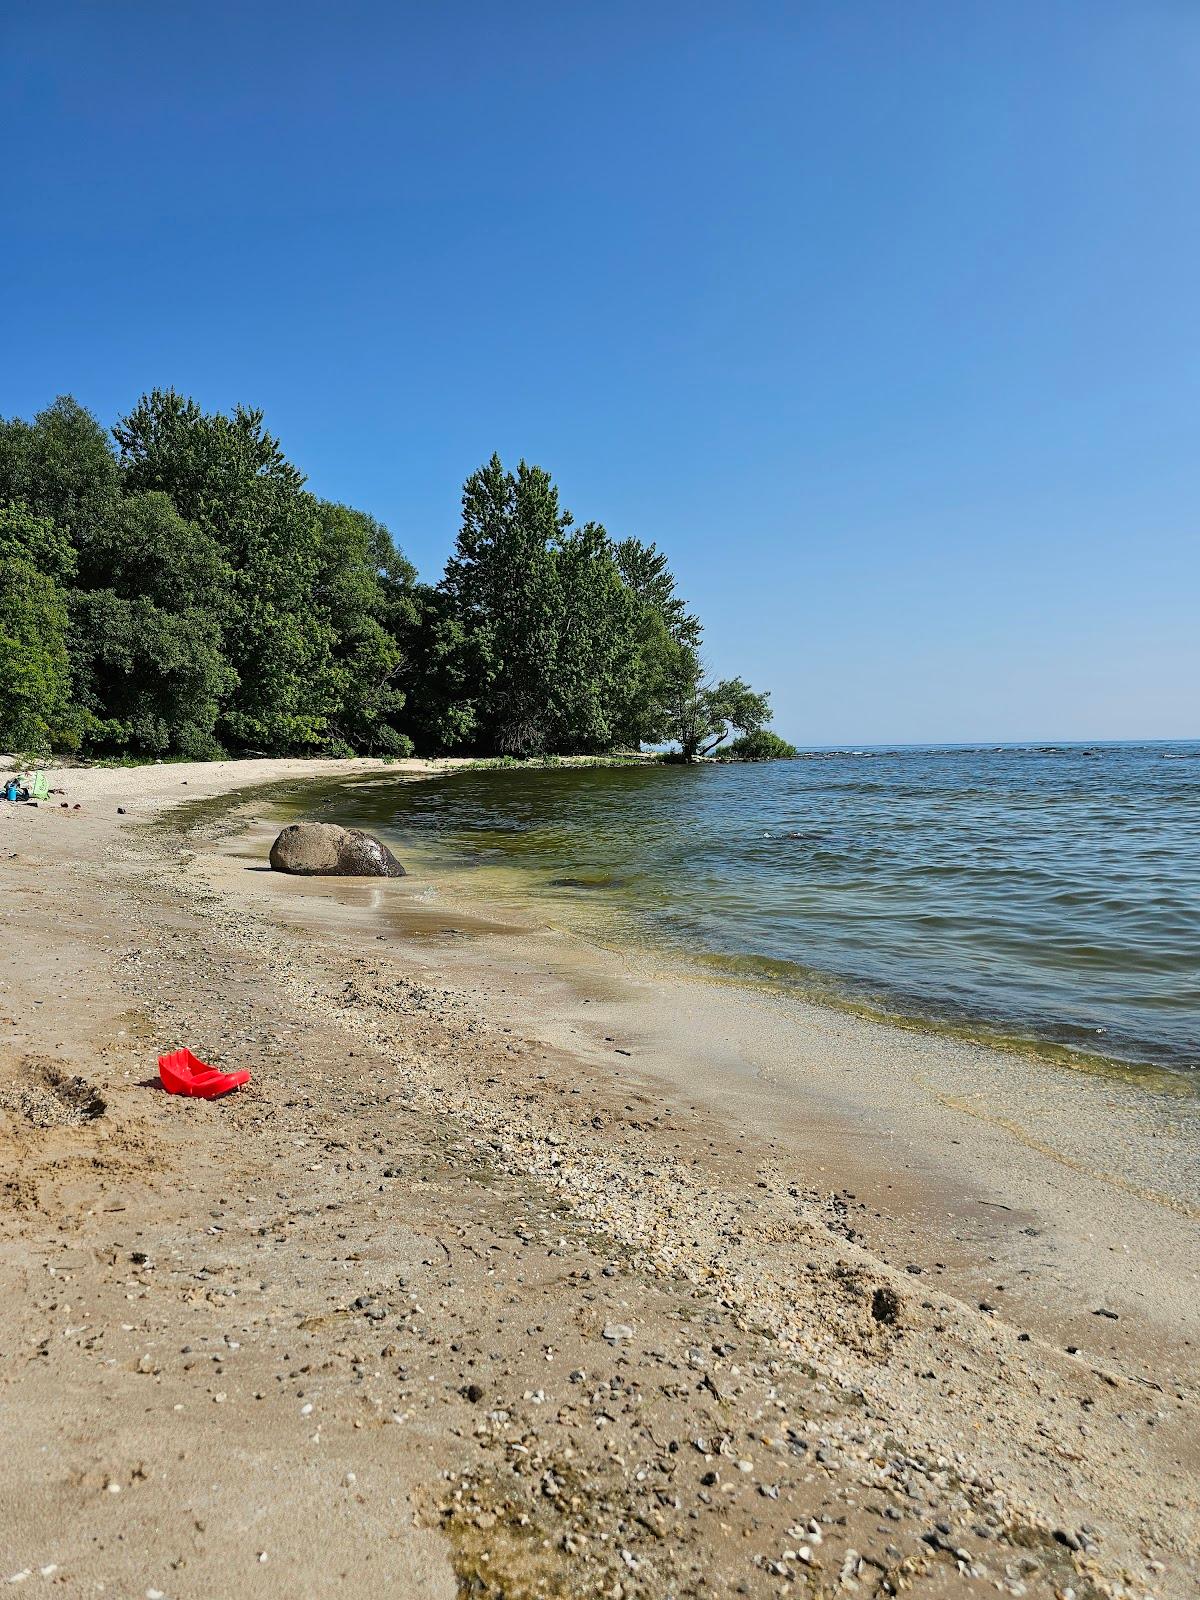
209, 744, 1200, 1084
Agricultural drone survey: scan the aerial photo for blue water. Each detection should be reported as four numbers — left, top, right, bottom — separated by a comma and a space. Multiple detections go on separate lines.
316, 743, 1200, 1075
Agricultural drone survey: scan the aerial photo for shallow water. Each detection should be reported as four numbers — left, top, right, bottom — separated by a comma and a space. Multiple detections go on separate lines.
298, 743, 1200, 1076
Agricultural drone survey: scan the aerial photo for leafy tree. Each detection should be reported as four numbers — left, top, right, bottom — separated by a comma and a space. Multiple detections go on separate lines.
667, 664, 772, 761
610, 537, 700, 747
113, 394, 335, 751
0, 505, 75, 753
68, 493, 236, 758
217, 483, 335, 751
392, 585, 480, 754
0, 397, 120, 550
442, 455, 569, 755
311, 501, 414, 753
550, 522, 638, 753
114, 389, 304, 522
0, 391, 782, 764
76, 490, 232, 612
69, 589, 234, 758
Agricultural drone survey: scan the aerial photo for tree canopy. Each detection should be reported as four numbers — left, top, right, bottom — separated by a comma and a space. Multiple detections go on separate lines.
0, 392, 789, 762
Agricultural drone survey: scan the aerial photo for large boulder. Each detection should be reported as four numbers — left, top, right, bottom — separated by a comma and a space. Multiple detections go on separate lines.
268, 821, 406, 878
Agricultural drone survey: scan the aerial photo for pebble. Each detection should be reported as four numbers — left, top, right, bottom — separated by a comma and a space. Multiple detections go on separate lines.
602, 1323, 633, 1344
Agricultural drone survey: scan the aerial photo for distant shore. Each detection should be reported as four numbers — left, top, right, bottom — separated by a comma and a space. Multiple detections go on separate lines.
1, 757, 1196, 1597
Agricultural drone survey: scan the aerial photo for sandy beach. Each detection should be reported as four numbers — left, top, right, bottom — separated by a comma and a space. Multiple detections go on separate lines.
1, 758, 1196, 1599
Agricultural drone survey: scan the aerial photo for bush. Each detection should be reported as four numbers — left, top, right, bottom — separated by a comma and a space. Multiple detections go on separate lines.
721, 729, 798, 761
375, 727, 414, 757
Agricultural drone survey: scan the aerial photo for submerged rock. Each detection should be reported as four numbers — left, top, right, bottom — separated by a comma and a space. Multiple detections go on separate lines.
268, 821, 406, 878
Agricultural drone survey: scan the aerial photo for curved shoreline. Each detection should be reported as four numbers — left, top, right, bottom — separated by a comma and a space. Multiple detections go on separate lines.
265, 765, 1200, 1087
2, 756, 1197, 1598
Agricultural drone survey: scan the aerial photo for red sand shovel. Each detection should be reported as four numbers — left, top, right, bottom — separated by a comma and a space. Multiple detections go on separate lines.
158, 1048, 251, 1099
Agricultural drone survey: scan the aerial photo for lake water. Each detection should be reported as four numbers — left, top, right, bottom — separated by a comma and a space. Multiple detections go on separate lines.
305, 743, 1200, 1076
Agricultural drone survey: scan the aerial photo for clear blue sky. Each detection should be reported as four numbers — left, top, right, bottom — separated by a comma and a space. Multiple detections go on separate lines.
2, 1, 1197, 745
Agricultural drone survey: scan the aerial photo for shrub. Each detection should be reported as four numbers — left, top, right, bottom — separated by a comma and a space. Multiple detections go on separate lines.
721, 729, 798, 761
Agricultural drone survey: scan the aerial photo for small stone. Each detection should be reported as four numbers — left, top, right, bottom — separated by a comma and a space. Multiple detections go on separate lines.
602, 1323, 633, 1344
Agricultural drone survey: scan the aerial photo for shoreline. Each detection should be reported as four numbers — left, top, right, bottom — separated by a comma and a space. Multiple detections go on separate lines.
272, 764, 1200, 1088
2, 757, 1197, 1597
209, 787, 1199, 1340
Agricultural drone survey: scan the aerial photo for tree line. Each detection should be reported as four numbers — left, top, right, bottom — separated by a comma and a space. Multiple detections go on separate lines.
0, 393, 795, 763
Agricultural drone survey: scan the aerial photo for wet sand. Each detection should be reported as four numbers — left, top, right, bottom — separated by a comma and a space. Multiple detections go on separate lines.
1, 757, 1197, 1598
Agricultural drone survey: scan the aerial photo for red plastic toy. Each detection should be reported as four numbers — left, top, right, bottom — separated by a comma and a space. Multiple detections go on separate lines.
158, 1048, 251, 1099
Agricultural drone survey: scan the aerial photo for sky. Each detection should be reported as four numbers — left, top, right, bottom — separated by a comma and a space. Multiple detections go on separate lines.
2, 1, 1198, 746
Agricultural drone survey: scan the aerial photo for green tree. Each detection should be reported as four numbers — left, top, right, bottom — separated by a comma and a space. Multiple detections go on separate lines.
610, 537, 701, 747
69, 492, 236, 758
311, 501, 415, 753
667, 664, 773, 762
392, 585, 480, 754
0, 504, 75, 753
70, 590, 234, 759
113, 393, 333, 752
549, 522, 638, 753
1, 390, 782, 766
441, 455, 569, 754
0, 397, 120, 550
114, 389, 304, 522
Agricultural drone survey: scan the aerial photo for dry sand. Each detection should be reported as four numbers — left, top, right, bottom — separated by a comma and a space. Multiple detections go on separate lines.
0, 757, 1196, 1599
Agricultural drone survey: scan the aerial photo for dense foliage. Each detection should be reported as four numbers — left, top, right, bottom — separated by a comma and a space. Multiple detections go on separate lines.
0, 393, 786, 761
717, 729, 799, 761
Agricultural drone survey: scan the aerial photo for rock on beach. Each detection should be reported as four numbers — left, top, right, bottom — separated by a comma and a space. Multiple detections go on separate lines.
268, 821, 406, 878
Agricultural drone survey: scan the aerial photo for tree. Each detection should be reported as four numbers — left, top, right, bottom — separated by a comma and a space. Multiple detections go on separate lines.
0, 505, 75, 753
0, 397, 120, 550
392, 585, 480, 754
68, 493, 236, 758
550, 522, 638, 753
69, 589, 234, 758
76, 490, 232, 612
610, 537, 701, 747
441, 455, 569, 754
113, 394, 335, 752
667, 661, 773, 761
1, 391, 783, 763
113, 389, 304, 522
310, 502, 415, 754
